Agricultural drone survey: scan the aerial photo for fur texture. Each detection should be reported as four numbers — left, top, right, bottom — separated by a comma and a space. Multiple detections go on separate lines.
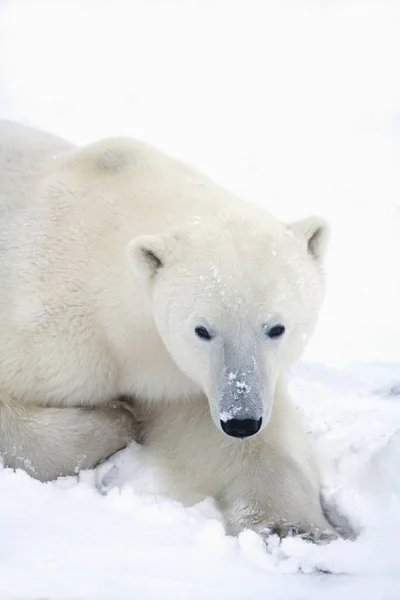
0, 121, 333, 537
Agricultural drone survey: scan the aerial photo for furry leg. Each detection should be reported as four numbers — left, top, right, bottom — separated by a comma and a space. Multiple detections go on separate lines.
0, 400, 136, 481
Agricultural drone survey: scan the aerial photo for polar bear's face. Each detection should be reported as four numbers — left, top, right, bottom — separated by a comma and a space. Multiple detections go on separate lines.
129, 215, 328, 438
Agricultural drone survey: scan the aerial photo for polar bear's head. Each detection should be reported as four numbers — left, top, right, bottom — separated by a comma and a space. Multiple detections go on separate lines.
129, 213, 328, 438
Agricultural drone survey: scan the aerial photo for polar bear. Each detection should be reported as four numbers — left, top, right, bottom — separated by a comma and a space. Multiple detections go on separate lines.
0, 121, 334, 538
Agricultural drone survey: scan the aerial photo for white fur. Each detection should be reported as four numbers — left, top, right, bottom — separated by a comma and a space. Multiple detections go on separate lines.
0, 121, 333, 536
134, 380, 332, 536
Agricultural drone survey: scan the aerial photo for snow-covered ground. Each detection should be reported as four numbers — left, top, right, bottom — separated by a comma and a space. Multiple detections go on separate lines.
1, 0, 400, 598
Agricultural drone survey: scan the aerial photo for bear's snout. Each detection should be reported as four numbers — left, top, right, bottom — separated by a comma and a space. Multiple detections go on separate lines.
220, 417, 262, 439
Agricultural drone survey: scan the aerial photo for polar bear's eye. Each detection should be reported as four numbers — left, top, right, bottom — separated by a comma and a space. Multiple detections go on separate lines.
266, 324, 286, 339
195, 326, 213, 341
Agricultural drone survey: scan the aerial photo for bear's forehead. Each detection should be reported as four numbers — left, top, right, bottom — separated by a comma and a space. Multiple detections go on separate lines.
186, 220, 306, 267
174, 223, 314, 315
179, 257, 309, 315
180, 240, 308, 292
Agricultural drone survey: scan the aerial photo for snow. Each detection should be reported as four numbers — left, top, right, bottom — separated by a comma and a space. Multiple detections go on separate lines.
1, 0, 400, 598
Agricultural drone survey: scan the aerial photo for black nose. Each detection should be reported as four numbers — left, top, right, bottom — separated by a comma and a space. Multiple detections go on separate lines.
220, 418, 262, 438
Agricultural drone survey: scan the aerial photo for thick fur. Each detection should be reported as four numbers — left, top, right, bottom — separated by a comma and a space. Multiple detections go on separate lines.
0, 121, 333, 536
136, 381, 332, 537
0, 401, 136, 481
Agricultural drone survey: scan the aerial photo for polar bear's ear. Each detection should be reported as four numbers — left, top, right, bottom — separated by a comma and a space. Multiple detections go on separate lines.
289, 216, 329, 262
128, 235, 167, 278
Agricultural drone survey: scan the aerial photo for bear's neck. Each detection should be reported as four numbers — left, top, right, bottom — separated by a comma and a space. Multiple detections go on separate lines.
96, 273, 201, 403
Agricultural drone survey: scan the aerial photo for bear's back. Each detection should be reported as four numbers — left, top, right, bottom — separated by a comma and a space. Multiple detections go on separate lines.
0, 121, 74, 221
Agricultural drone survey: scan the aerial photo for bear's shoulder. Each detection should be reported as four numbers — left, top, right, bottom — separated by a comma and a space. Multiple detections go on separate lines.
69, 137, 150, 177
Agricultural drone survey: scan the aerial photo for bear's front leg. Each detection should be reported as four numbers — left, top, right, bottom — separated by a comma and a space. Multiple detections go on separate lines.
0, 398, 137, 481
122, 387, 338, 543
217, 448, 337, 543
213, 383, 339, 544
